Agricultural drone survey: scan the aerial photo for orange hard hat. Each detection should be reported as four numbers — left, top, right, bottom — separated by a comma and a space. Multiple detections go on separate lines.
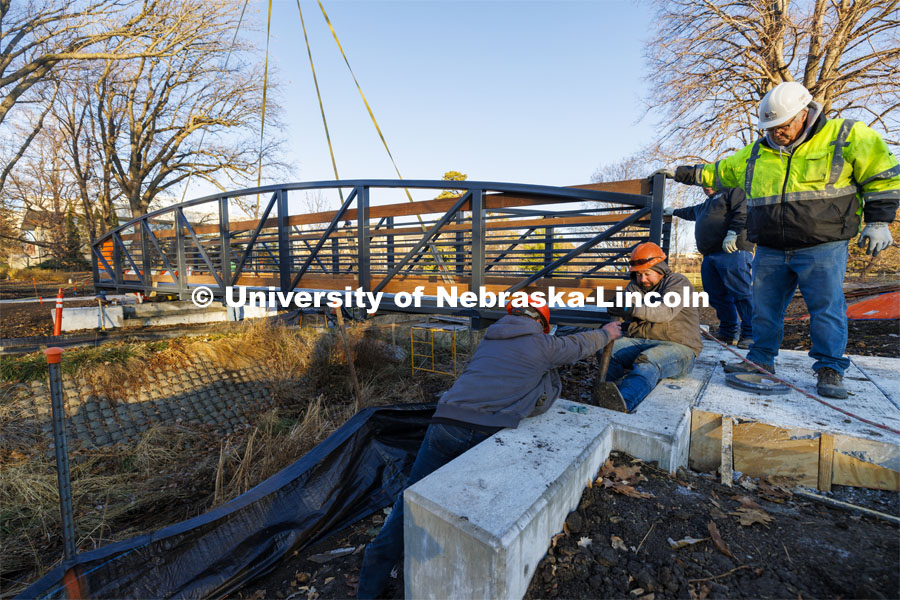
506, 294, 551, 333
629, 242, 667, 273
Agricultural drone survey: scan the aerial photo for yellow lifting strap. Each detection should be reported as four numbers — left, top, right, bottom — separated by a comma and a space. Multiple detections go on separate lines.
316, 0, 455, 281
256, 0, 273, 215
296, 0, 344, 203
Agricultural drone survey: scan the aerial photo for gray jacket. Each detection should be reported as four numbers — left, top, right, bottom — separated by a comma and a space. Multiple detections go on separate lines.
626, 262, 703, 357
432, 315, 612, 429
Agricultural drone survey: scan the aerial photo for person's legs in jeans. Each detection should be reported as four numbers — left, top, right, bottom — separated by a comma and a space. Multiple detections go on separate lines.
746, 246, 798, 367
701, 253, 739, 340
791, 241, 851, 374
600, 337, 647, 383
357, 423, 492, 599
616, 341, 696, 411
717, 250, 754, 339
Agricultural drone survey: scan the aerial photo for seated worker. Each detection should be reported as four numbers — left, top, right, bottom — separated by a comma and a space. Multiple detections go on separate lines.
357, 298, 622, 599
595, 242, 702, 413
666, 186, 754, 349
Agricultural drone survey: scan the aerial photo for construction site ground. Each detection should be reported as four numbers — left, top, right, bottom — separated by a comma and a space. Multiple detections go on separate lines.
2, 277, 898, 599
227, 453, 899, 600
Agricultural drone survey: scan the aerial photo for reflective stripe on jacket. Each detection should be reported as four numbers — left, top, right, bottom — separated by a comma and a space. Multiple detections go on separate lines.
700, 116, 900, 249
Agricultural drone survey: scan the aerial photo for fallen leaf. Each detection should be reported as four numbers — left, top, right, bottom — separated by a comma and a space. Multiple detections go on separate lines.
630, 588, 645, 596
699, 584, 710, 600
738, 476, 758, 491
668, 536, 708, 549
563, 521, 571, 535
611, 535, 628, 552
731, 495, 762, 510
577, 536, 592, 548
323, 577, 335, 585
551, 533, 565, 547
710, 507, 728, 520
731, 507, 774, 527
611, 482, 654, 499
641, 594, 655, 600
308, 547, 355, 564
609, 516, 623, 524
707, 520, 734, 558
587, 477, 593, 489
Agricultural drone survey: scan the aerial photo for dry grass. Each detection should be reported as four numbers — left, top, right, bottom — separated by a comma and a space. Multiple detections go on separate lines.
1, 316, 468, 596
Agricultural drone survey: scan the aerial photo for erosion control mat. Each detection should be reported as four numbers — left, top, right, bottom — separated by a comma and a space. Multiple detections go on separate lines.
19, 403, 435, 599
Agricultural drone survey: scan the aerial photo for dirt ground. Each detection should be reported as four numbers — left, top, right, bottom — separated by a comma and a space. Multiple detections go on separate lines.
227, 453, 899, 600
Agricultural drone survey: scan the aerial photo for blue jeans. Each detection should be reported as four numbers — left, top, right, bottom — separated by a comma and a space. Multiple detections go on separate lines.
602, 337, 696, 411
701, 250, 753, 339
357, 423, 493, 599
748, 240, 850, 374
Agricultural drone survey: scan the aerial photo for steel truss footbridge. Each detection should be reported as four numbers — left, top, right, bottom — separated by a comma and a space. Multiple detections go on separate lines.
91, 175, 670, 326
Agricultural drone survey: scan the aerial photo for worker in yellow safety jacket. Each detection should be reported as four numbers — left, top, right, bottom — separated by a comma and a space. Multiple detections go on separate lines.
657, 82, 899, 399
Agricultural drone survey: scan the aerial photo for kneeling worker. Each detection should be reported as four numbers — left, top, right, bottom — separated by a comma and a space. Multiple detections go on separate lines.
357, 297, 622, 599
595, 242, 702, 413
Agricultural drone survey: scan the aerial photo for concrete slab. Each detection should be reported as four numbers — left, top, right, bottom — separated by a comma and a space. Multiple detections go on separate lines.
695, 344, 900, 465
51, 306, 124, 331
403, 340, 900, 599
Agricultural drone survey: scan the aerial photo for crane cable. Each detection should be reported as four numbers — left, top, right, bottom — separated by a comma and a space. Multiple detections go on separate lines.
178, 0, 250, 203
255, 0, 273, 215
316, 0, 454, 281
296, 0, 344, 203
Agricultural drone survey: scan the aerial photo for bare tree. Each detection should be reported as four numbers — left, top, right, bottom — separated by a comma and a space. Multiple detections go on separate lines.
2, 122, 82, 263
645, 0, 900, 162
0, 0, 214, 189
81, 0, 283, 219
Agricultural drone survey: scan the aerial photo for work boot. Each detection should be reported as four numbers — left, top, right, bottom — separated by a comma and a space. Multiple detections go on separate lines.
592, 382, 630, 413
737, 336, 753, 350
816, 368, 848, 399
723, 360, 774, 374
710, 330, 737, 345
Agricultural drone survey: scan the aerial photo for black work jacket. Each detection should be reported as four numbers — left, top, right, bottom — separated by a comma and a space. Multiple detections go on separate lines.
673, 188, 755, 255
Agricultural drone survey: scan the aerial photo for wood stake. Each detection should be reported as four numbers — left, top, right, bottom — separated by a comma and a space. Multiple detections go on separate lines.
720, 416, 733, 487
818, 433, 834, 492
334, 308, 363, 411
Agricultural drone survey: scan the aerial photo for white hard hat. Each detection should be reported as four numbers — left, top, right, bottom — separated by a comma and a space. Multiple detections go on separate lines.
758, 82, 812, 129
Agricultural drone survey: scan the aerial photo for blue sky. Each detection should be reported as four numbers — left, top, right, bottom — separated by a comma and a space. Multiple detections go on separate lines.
224, 0, 658, 195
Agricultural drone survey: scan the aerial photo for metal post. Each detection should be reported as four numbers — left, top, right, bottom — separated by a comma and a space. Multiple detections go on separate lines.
470, 189, 484, 292
112, 233, 123, 292
544, 227, 554, 275
357, 186, 370, 291
386, 216, 395, 271
45, 347, 77, 562
649, 173, 666, 248
174, 210, 188, 300
332, 237, 340, 273
219, 196, 231, 288
140, 220, 152, 289
455, 210, 464, 274
277, 189, 291, 291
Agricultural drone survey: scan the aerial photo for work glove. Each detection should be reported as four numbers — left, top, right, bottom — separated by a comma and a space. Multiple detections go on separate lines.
663, 206, 675, 217
606, 304, 634, 319
858, 222, 894, 257
722, 230, 738, 253
649, 168, 674, 180
674, 165, 702, 186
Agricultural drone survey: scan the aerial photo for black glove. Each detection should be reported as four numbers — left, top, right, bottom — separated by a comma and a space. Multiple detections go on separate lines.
606, 305, 634, 319
674, 165, 701, 186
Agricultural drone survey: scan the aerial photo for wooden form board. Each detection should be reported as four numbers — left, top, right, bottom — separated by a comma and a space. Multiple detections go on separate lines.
689, 409, 900, 491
